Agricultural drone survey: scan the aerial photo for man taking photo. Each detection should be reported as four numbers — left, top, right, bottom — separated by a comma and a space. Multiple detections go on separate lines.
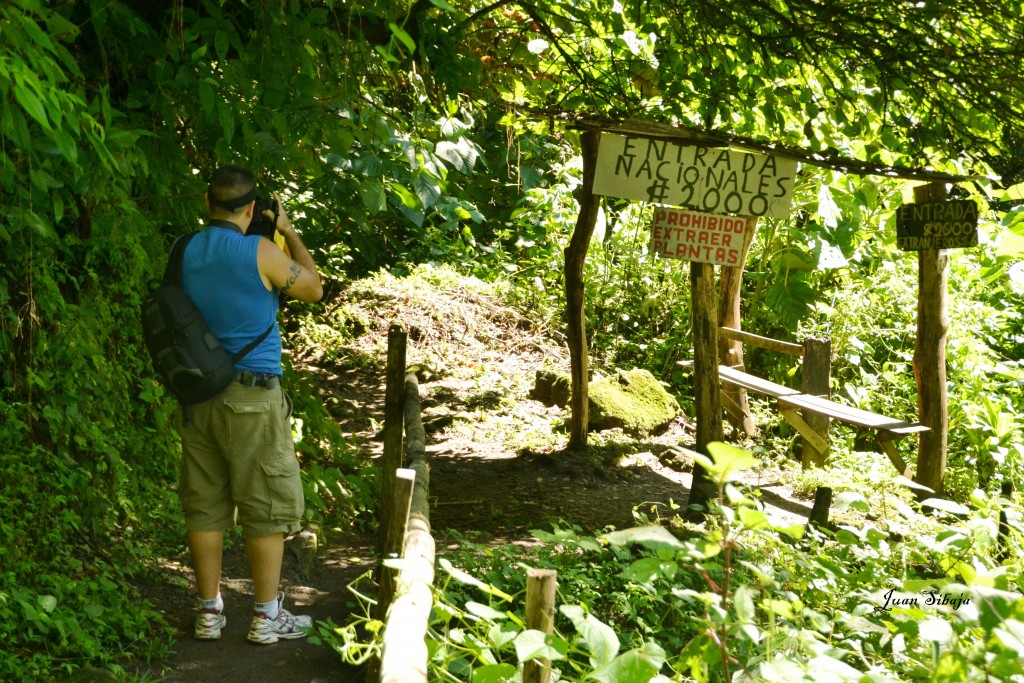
175, 165, 323, 645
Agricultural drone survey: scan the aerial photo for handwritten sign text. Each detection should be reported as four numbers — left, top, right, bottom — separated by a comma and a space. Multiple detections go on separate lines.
595, 133, 798, 218
650, 208, 748, 266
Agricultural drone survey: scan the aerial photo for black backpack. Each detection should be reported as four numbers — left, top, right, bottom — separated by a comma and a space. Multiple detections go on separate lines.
142, 233, 273, 405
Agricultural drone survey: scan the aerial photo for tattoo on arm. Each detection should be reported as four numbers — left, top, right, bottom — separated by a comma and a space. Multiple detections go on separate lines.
280, 264, 302, 294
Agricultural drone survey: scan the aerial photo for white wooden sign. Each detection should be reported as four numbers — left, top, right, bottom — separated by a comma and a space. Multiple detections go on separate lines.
650, 208, 748, 266
594, 133, 798, 218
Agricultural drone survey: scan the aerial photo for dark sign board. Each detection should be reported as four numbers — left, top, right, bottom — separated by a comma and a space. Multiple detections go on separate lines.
896, 199, 978, 251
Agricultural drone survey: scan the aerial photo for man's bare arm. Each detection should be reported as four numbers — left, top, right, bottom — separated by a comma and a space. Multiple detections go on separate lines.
258, 201, 323, 303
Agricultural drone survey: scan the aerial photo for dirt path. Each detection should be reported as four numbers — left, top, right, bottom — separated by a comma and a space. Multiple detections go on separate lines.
136, 268, 813, 682
134, 528, 375, 682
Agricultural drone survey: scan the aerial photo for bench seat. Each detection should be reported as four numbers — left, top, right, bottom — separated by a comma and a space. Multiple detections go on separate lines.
777, 393, 928, 436
718, 364, 928, 477
718, 365, 801, 399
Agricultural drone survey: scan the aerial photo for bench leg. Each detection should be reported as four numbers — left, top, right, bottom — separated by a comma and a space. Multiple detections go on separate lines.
780, 408, 829, 467
720, 389, 746, 426
877, 432, 914, 479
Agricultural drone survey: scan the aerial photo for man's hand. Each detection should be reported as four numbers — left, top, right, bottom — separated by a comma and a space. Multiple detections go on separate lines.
268, 192, 293, 237
257, 195, 323, 303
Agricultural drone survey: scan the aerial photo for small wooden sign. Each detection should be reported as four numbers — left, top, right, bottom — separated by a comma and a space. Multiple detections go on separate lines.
896, 199, 978, 250
649, 207, 747, 266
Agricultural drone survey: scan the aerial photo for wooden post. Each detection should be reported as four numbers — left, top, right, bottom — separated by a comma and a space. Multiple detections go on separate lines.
997, 481, 1013, 563
377, 372, 434, 683
807, 486, 833, 530
377, 469, 415, 622
718, 215, 758, 436
380, 323, 407, 554
912, 182, 949, 495
686, 261, 722, 517
524, 569, 558, 683
565, 130, 602, 451
378, 469, 435, 683
800, 337, 831, 468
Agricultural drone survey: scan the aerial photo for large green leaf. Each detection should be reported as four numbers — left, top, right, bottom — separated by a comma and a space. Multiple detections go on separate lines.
765, 275, 817, 328
600, 525, 687, 552
411, 171, 442, 209
359, 178, 387, 214
513, 629, 568, 662
13, 82, 50, 130
586, 642, 666, 683
560, 605, 620, 667
472, 663, 517, 683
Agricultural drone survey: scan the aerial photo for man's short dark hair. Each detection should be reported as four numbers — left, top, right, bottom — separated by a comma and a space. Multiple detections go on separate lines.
208, 166, 256, 211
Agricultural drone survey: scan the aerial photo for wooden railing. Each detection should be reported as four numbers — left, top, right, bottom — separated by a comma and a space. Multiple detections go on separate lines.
718, 326, 831, 468
372, 324, 561, 683
375, 323, 435, 683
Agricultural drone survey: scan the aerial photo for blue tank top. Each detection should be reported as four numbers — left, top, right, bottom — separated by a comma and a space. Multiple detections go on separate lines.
181, 223, 282, 375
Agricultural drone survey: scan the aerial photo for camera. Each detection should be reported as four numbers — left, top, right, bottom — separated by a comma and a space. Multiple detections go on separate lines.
248, 193, 279, 238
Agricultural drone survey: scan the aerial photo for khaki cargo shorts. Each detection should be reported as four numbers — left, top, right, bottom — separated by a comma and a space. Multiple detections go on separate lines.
175, 382, 304, 538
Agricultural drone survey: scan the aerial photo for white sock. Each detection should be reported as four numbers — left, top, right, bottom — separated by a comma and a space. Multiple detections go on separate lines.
254, 596, 280, 620
199, 594, 224, 613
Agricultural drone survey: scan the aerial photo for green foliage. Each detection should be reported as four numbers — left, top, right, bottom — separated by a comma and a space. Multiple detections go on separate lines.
1, 0, 1023, 678
328, 446, 1024, 682
0, 3, 375, 678
285, 360, 377, 530
426, 1, 1024, 176
0, 3, 181, 678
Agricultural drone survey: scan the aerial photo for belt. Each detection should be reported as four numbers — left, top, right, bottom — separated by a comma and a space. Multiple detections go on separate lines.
235, 371, 281, 389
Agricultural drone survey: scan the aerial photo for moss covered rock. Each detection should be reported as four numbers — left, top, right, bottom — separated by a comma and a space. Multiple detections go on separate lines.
588, 368, 679, 435
532, 369, 572, 407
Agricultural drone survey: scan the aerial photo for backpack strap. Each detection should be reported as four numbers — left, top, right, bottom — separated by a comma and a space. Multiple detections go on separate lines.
166, 231, 276, 364
230, 322, 275, 363
163, 233, 198, 286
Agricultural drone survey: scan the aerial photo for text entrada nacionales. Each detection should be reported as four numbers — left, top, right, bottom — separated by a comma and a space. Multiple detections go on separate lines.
594, 133, 798, 219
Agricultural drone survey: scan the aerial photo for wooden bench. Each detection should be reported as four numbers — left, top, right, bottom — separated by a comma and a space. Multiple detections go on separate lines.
715, 329, 928, 476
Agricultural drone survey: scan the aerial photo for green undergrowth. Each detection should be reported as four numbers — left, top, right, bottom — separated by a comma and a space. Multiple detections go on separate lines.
320, 443, 1024, 682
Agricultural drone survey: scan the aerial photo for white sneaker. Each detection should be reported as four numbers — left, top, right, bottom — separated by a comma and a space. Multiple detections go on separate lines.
246, 593, 312, 644
194, 609, 226, 640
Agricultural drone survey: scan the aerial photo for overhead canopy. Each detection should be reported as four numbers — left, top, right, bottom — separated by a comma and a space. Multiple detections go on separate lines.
568, 117, 984, 183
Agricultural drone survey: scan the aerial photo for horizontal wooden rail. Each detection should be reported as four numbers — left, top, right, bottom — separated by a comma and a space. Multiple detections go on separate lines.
378, 464, 433, 683
719, 365, 800, 399
378, 372, 435, 683
719, 326, 804, 356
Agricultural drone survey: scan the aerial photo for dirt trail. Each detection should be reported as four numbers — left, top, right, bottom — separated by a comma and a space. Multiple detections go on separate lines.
136, 267, 812, 682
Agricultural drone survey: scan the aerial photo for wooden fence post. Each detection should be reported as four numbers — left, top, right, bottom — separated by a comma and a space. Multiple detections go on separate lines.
997, 481, 1014, 562
377, 469, 416, 621
378, 468, 434, 683
718, 215, 759, 436
381, 323, 408, 554
807, 486, 833, 530
800, 337, 831, 468
686, 261, 722, 517
565, 130, 601, 451
377, 372, 435, 683
913, 182, 949, 495
524, 569, 558, 683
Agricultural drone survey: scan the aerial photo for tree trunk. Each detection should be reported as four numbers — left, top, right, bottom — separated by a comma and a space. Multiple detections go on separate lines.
380, 323, 407, 556
913, 184, 949, 495
565, 130, 602, 451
